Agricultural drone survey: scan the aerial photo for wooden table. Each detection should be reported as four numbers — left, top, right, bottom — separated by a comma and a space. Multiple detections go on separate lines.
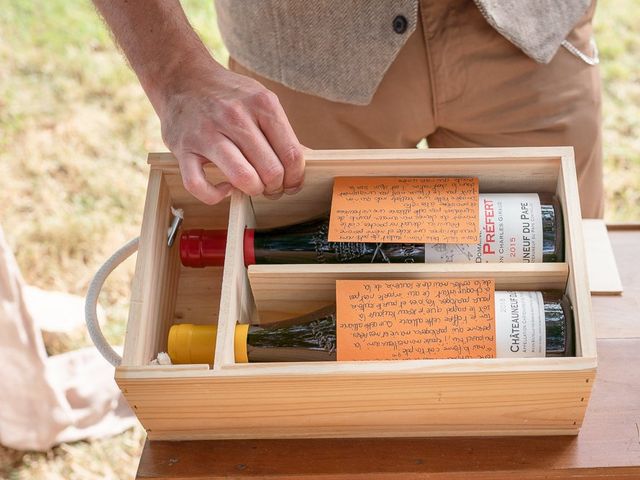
136, 227, 640, 480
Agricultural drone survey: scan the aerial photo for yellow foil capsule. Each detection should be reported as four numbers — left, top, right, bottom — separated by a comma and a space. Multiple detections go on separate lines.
168, 324, 249, 364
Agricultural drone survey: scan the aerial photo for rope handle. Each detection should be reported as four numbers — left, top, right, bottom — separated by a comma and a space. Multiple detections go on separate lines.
85, 208, 183, 367
85, 237, 139, 367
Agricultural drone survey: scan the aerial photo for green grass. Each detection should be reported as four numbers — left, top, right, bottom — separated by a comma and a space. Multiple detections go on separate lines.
0, 1, 227, 478
594, 0, 640, 221
0, 0, 638, 478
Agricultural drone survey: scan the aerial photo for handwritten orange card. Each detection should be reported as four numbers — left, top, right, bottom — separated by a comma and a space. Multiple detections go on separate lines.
336, 279, 496, 361
328, 177, 479, 243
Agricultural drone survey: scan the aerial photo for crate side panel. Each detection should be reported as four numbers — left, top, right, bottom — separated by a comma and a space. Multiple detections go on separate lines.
556, 154, 596, 359
118, 369, 594, 440
123, 170, 175, 366
252, 153, 561, 228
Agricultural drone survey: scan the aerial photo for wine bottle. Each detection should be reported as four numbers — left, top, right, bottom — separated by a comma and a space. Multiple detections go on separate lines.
180, 193, 564, 267
167, 292, 574, 364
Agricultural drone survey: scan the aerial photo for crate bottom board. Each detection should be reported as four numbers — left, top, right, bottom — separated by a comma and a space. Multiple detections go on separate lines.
117, 369, 594, 440
143, 427, 581, 441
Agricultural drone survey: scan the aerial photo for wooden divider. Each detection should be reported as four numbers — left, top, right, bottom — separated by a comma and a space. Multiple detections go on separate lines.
248, 263, 569, 323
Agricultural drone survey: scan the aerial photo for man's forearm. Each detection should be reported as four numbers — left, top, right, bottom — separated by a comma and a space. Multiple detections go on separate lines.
93, 0, 221, 115
93, 0, 305, 205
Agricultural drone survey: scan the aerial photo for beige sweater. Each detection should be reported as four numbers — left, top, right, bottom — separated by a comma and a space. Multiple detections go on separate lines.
215, 0, 590, 105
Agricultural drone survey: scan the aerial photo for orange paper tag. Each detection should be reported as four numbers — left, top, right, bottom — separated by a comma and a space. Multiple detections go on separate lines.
328, 177, 479, 243
336, 279, 496, 361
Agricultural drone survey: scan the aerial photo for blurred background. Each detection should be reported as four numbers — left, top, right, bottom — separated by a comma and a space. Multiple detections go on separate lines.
0, 0, 638, 478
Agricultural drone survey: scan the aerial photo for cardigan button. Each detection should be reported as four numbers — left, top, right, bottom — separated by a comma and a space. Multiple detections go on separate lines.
393, 15, 408, 34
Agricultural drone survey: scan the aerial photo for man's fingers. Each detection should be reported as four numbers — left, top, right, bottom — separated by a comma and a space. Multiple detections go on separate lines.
202, 139, 265, 197
177, 152, 234, 205
171, 85, 304, 203
221, 124, 285, 196
255, 94, 305, 195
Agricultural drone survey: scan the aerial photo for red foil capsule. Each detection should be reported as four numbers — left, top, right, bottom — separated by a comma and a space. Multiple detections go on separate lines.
180, 229, 226, 267
180, 229, 256, 267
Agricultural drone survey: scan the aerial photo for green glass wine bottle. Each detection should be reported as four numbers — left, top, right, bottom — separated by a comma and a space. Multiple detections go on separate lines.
180, 193, 563, 267
168, 292, 574, 364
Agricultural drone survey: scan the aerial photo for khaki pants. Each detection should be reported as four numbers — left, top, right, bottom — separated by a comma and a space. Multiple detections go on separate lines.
230, 0, 604, 218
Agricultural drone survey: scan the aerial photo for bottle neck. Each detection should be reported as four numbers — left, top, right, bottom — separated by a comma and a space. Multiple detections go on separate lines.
246, 306, 337, 362
250, 216, 426, 265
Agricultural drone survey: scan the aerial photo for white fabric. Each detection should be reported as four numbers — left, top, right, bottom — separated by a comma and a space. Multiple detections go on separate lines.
0, 225, 137, 451
25, 285, 105, 334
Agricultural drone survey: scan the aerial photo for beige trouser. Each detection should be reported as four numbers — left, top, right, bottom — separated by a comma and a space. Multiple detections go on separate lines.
230, 0, 604, 218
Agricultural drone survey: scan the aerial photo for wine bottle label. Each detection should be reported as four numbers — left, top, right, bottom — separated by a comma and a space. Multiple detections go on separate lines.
423, 194, 543, 263
494, 291, 546, 357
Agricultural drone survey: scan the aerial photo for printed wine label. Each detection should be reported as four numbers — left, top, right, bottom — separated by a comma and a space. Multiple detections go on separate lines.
423, 194, 543, 263
494, 291, 545, 357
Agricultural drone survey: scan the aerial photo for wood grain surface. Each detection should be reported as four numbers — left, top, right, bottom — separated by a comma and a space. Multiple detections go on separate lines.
592, 229, 640, 338
583, 219, 623, 294
119, 149, 597, 442
136, 227, 640, 479
135, 340, 639, 479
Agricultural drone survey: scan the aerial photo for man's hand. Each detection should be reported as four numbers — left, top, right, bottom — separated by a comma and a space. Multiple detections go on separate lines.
160, 64, 304, 204
93, 0, 304, 204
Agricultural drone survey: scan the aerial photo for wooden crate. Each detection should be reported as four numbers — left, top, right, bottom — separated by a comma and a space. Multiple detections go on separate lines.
116, 147, 596, 440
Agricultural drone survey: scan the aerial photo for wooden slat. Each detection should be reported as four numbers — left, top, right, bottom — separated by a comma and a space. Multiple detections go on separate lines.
556, 153, 596, 359
213, 193, 257, 369
592, 229, 640, 339
122, 170, 173, 365
583, 219, 623, 294
248, 263, 569, 323
119, 368, 592, 441
116, 354, 596, 379
147, 147, 568, 167
118, 364, 210, 377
